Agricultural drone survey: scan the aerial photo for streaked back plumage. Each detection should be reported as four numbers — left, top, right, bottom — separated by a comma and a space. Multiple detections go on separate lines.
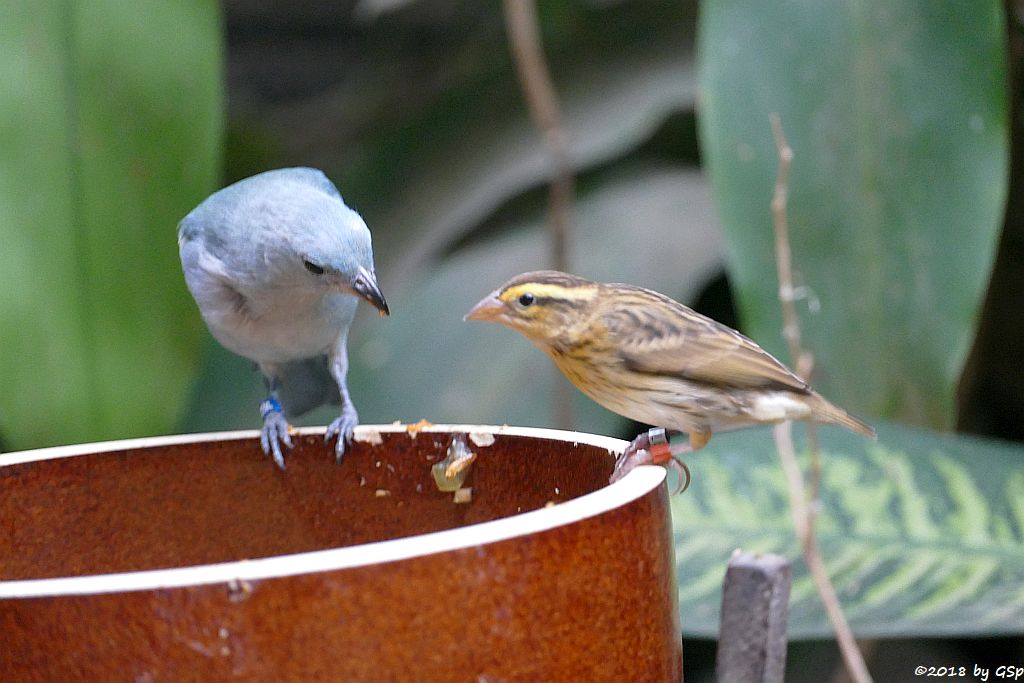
471, 270, 874, 440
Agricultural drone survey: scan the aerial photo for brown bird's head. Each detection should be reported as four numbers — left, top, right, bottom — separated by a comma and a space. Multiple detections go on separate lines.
464, 270, 600, 348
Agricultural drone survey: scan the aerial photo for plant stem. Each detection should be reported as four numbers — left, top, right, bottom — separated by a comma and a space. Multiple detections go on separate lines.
769, 113, 873, 683
502, 0, 575, 429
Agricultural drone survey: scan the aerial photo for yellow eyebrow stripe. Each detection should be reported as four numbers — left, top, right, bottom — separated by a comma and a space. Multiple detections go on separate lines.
501, 283, 594, 302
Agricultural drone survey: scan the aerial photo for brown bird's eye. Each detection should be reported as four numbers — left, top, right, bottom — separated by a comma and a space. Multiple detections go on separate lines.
518, 293, 535, 307
304, 260, 325, 275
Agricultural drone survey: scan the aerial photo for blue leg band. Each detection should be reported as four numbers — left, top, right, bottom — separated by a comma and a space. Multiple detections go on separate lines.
259, 397, 283, 419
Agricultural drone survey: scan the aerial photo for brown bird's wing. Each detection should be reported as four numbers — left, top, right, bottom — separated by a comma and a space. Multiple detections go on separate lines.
603, 288, 811, 394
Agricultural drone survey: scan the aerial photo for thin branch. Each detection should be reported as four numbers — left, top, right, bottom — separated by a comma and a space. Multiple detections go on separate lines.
769, 114, 808, 375
502, 0, 574, 429
502, 0, 573, 273
773, 423, 810, 545
770, 115, 824, 501
774, 423, 870, 683
769, 114, 873, 683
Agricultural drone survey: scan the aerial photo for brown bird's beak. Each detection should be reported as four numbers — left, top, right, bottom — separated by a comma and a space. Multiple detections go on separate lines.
464, 292, 504, 322
351, 267, 390, 316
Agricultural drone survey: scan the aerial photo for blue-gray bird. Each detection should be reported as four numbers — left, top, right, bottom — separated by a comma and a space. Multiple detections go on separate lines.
178, 168, 389, 468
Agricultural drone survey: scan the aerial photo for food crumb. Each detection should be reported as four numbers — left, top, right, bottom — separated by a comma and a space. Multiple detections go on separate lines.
354, 427, 383, 445
544, 501, 556, 508
375, 489, 390, 498
226, 578, 252, 603
406, 418, 434, 438
432, 435, 477, 492
469, 431, 495, 447
445, 451, 477, 479
453, 487, 473, 504
359, 476, 366, 487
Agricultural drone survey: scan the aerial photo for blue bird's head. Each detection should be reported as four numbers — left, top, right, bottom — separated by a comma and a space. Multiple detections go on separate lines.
259, 168, 389, 316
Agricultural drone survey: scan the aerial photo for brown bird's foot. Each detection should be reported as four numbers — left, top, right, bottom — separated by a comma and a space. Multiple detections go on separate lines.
614, 430, 656, 471
611, 428, 704, 494
611, 428, 669, 485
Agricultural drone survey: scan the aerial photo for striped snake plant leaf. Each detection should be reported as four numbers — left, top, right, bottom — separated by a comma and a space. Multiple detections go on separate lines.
673, 420, 1024, 638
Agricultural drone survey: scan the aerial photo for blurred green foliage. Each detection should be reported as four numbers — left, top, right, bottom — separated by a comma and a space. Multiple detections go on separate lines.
698, 0, 1008, 430
690, 0, 1017, 640
0, 1, 222, 449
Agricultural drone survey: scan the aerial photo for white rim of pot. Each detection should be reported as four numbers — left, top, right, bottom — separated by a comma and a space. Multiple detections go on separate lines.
0, 424, 665, 599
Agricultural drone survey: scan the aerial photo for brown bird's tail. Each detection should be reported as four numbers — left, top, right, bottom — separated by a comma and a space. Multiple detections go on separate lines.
809, 394, 877, 439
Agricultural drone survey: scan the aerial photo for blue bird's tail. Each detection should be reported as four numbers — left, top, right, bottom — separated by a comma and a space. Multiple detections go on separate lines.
275, 356, 341, 418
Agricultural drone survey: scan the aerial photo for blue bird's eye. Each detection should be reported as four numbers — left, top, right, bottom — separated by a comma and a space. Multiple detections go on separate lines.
518, 293, 535, 307
303, 260, 325, 276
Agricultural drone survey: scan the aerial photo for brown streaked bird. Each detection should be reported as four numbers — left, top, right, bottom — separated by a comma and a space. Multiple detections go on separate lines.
465, 270, 875, 492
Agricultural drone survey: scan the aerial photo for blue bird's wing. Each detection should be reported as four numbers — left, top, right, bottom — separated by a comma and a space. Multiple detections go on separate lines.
275, 356, 342, 418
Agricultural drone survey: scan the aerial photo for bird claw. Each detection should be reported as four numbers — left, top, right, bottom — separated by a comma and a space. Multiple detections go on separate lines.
260, 410, 293, 469
610, 450, 651, 484
610, 431, 654, 482
665, 456, 692, 495
610, 431, 691, 494
325, 407, 358, 463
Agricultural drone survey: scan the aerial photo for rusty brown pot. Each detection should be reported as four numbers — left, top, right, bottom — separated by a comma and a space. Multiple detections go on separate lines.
0, 424, 681, 681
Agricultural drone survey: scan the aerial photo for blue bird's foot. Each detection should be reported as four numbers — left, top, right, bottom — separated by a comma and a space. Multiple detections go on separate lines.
325, 405, 359, 463
259, 398, 293, 469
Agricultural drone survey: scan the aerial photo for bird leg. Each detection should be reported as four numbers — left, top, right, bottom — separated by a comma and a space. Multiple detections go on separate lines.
259, 393, 293, 469
324, 339, 359, 462
611, 427, 707, 494
325, 402, 359, 463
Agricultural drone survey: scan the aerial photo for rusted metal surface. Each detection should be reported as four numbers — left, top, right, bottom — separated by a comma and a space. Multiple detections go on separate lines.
0, 427, 682, 682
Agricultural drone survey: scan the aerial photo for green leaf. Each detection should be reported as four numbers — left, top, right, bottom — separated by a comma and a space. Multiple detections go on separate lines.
368, 23, 696, 291
0, 1, 223, 449
673, 421, 1024, 638
697, 0, 1008, 429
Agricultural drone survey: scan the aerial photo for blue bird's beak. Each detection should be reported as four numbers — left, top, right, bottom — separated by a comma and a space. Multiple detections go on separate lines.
351, 267, 389, 316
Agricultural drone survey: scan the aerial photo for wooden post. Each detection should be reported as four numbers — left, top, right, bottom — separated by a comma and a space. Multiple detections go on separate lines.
715, 550, 791, 683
